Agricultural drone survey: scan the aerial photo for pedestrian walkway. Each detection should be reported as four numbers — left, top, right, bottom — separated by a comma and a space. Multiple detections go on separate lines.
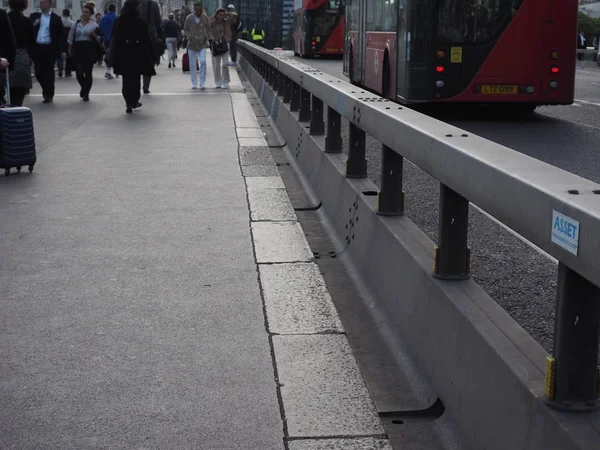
0, 58, 391, 449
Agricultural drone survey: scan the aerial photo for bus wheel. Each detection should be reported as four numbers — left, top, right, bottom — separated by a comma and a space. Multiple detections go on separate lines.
382, 55, 390, 99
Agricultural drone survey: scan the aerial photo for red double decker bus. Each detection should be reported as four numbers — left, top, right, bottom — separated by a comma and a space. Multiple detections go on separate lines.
293, 0, 345, 58
343, 0, 577, 110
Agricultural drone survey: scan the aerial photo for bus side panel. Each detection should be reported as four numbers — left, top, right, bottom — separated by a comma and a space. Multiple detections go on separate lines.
364, 33, 397, 96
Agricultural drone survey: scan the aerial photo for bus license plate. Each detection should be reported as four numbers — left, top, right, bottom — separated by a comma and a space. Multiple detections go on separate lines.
481, 85, 517, 94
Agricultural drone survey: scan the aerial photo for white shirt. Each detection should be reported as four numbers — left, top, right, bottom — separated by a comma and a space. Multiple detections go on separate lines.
36, 12, 52, 44
194, 16, 200, 24
67, 21, 99, 44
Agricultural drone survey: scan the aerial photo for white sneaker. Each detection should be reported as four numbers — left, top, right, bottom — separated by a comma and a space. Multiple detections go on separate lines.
223, 83, 230, 89
215, 84, 222, 89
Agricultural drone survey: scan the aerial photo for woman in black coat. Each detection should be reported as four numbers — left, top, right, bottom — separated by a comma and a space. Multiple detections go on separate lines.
110, 0, 156, 113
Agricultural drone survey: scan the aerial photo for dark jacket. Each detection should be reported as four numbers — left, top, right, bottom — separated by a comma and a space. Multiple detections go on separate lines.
0, 9, 17, 69
139, 0, 163, 40
162, 19, 181, 40
111, 16, 156, 77
30, 11, 65, 57
8, 10, 35, 55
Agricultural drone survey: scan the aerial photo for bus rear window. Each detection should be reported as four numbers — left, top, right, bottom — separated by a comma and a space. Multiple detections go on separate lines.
436, 0, 523, 44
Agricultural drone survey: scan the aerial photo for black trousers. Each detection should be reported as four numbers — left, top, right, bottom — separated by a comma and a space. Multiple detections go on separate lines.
142, 74, 152, 92
10, 87, 28, 107
122, 74, 141, 106
33, 44, 57, 100
75, 60, 94, 97
230, 38, 238, 62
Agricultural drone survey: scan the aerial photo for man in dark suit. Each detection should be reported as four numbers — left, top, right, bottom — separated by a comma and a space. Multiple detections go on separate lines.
0, 8, 17, 104
31, 0, 65, 103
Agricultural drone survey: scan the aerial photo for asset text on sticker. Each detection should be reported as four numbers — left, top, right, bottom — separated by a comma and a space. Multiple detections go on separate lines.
551, 210, 580, 256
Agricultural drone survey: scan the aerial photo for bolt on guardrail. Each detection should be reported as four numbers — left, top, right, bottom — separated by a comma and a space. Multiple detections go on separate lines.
239, 42, 600, 412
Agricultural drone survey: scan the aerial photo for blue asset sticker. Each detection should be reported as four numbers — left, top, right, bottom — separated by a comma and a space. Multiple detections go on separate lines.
551, 210, 580, 256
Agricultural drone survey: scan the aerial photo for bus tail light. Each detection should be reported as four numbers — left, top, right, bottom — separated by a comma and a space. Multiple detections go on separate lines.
550, 66, 559, 74
437, 50, 446, 58
436, 66, 445, 73
550, 50, 559, 60
436, 80, 445, 88
549, 81, 558, 89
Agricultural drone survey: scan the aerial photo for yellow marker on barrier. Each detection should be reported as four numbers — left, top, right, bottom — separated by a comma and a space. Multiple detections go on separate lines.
545, 356, 557, 400
433, 245, 440, 274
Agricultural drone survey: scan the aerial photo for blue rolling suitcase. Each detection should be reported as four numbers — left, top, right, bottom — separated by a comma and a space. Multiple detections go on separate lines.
0, 68, 36, 176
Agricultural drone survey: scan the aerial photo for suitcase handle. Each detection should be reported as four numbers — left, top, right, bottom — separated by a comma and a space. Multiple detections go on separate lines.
4, 67, 9, 107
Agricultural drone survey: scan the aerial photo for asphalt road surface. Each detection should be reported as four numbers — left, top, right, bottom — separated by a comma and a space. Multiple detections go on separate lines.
281, 51, 600, 355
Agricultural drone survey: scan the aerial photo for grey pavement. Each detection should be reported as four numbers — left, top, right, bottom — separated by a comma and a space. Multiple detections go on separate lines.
0, 62, 283, 450
0, 60, 391, 449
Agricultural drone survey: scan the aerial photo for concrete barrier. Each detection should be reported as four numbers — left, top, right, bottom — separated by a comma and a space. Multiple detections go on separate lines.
238, 52, 600, 450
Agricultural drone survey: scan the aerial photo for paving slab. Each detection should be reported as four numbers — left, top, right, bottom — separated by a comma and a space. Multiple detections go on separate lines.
240, 146, 276, 166
252, 222, 314, 263
288, 438, 393, 450
247, 187, 296, 221
0, 62, 283, 450
246, 176, 286, 190
272, 334, 384, 438
239, 137, 269, 147
237, 128, 266, 138
242, 165, 280, 177
260, 263, 343, 334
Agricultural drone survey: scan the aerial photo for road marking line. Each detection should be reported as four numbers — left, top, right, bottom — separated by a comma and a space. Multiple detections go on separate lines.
575, 98, 600, 107
29, 92, 231, 97
405, 161, 558, 264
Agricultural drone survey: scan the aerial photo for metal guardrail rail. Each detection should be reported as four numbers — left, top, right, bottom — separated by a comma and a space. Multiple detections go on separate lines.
576, 48, 599, 68
238, 41, 600, 413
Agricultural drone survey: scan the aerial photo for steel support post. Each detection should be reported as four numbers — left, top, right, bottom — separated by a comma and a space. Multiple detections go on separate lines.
310, 96, 325, 135
346, 123, 367, 178
378, 145, 404, 216
299, 88, 311, 122
325, 107, 342, 153
283, 77, 292, 103
434, 184, 469, 279
290, 82, 300, 112
546, 263, 600, 411
273, 69, 280, 92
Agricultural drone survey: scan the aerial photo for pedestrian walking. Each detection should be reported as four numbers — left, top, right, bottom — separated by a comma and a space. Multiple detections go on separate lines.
31, 0, 65, 104
68, 5, 100, 102
210, 8, 231, 89
0, 8, 17, 105
226, 4, 241, 66
59, 8, 74, 77
183, 2, 210, 90
163, 13, 182, 68
99, 3, 117, 79
110, 0, 156, 113
138, 0, 163, 94
7, 0, 34, 107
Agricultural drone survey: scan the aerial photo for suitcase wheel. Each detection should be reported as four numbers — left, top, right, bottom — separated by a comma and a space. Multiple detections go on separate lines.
4, 169, 9, 176
29, 165, 34, 173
